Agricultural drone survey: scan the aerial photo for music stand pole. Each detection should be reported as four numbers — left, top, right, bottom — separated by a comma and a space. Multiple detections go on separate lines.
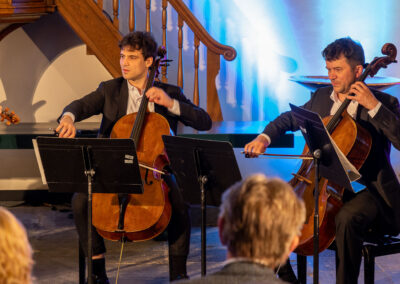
162, 136, 242, 278
194, 148, 208, 276
83, 146, 95, 284
313, 149, 321, 284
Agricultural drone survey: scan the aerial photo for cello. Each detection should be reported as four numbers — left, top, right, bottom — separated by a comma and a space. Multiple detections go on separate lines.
291, 43, 397, 255
91, 47, 172, 242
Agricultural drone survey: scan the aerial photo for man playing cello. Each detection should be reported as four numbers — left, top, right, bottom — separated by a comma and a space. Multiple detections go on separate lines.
56, 31, 212, 283
245, 37, 400, 284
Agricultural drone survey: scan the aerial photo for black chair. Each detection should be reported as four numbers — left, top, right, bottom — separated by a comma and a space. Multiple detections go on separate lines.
296, 235, 400, 284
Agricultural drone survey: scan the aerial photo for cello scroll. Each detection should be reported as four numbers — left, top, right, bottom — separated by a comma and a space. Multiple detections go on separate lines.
364, 43, 397, 78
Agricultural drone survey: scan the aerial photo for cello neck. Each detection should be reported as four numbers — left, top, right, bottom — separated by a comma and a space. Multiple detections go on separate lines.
130, 63, 160, 143
129, 46, 166, 143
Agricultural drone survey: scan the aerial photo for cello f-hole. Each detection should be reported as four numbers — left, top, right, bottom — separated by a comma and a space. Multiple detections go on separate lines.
144, 169, 153, 185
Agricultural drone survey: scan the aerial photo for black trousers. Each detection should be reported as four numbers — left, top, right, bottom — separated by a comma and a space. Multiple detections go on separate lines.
72, 174, 191, 261
335, 189, 395, 284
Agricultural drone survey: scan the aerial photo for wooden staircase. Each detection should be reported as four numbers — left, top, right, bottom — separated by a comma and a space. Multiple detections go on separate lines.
0, 0, 236, 121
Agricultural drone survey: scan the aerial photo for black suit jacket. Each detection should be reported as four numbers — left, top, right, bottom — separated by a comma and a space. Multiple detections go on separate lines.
263, 86, 400, 231
179, 261, 286, 284
61, 77, 212, 137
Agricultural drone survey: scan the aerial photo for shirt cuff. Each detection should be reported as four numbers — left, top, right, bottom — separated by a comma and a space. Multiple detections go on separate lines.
62, 112, 75, 122
259, 133, 271, 146
368, 101, 382, 118
168, 99, 181, 116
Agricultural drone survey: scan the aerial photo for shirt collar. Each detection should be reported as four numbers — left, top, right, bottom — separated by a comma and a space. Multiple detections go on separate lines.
330, 90, 340, 103
127, 80, 143, 96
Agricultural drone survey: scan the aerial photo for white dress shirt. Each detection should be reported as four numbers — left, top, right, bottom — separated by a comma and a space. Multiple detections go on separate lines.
62, 80, 181, 122
260, 90, 382, 145
127, 81, 181, 115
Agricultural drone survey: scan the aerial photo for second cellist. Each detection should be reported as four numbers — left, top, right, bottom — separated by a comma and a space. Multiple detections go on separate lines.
56, 31, 212, 282
244, 37, 400, 283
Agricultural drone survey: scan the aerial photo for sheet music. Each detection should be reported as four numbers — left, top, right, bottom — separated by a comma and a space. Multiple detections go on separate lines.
32, 139, 47, 185
290, 103, 361, 192
326, 128, 361, 183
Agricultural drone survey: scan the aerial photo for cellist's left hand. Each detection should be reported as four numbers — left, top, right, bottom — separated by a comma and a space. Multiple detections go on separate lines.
146, 87, 174, 108
347, 81, 379, 110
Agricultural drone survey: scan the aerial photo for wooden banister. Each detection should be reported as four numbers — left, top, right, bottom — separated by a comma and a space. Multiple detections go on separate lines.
97, 0, 103, 9
92, 0, 236, 120
112, 0, 118, 29
168, 0, 236, 62
166, 0, 236, 120
177, 14, 183, 88
145, 0, 150, 32
129, 0, 134, 31
161, 0, 167, 83
193, 35, 200, 106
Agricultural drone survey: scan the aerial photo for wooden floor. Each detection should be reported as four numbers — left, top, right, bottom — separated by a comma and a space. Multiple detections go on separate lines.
3, 202, 400, 284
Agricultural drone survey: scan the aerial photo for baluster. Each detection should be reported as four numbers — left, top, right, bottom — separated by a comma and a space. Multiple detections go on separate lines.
113, 0, 119, 29
193, 35, 200, 106
161, 0, 168, 82
207, 49, 223, 121
177, 15, 183, 88
129, 0, 135, 31
146, 0, 151, 32
97, 0, 103, 9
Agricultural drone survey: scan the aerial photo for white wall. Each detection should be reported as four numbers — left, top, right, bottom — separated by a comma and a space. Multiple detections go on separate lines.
0, 13, 111, 190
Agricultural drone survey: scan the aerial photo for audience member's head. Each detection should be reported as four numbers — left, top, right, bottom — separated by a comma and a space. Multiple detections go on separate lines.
218, 174, 305, 269
0, 206, 33, 283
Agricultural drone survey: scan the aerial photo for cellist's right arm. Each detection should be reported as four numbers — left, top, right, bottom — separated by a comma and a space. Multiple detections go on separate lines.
244, 134, 271, 158
244, 106, 305, 157
56, 114, 76, 138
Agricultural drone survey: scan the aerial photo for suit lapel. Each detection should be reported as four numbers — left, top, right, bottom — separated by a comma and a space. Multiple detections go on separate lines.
117, 80, 129, 119
317, 87, 334, 117
321, 99, 333, 117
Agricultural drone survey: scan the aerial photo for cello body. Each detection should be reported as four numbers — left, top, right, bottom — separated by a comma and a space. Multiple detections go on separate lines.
92, 112, 172, 242
92, 46, 173, 242
291, 114, 371, 255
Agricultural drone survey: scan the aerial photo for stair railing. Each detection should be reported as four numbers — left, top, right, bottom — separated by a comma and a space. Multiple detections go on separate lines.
93, 0, 236, 121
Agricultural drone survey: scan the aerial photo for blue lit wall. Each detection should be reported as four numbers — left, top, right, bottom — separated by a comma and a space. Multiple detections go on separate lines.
185, 0, 400, 122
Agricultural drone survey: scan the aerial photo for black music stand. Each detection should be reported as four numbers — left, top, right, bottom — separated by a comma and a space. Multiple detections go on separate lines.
162, 136, 242, 276
289, 104, 360, 284
34, 137, 143, 284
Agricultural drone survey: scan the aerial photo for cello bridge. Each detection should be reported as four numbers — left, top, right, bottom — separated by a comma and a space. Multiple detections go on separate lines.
291, 173, 312, 185
326, 186, 342, 201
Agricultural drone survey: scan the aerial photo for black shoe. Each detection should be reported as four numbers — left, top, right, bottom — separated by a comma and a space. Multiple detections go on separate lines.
170, 273, 189, 281
86, 274, 110, 284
